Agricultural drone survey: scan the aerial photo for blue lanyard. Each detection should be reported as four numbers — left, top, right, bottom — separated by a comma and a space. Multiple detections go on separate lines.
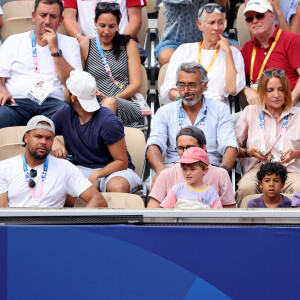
178, 101, 207, 130
95, 36, 124, 89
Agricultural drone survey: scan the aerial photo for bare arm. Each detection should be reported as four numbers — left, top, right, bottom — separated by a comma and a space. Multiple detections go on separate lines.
51, 137, 68, 158
291, 68, 300, 105
80, 39, 90, 70
244, 86, 259, 105
124, 6, 142, 38
42, 28, 74, 85
115, 40, 141, 99
147, 198, 162, 208
215, 0, 227, 6
63, 8, 93, 42
79, 185, 108, 207
146, 145, 166, 188
0, 15, 2, 29
0, 77, 15, 106
216, 34, 237, 95
269, 0, 300, 33
221, 147, 238, 171
88, 138, 129, 187
0, 192, 8, 207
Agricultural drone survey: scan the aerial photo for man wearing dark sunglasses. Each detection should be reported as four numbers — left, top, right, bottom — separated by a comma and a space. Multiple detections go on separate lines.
0, 115, 107, 208
241, 0, 300, 107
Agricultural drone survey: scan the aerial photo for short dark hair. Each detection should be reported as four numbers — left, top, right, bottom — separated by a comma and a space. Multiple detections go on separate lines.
257, 162, 288, 183
34, 0, 64, 17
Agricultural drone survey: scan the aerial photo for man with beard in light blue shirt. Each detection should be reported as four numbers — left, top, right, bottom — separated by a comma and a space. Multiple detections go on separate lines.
146, 62, 238, 184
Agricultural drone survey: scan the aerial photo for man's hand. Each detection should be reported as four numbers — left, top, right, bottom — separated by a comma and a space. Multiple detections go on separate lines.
247, 147, 270, 162
281, 149, 300, 164
0, 86, 15, 106
52, 138, 68, 158
42, 28, 59, 53
244, 87, 258, 105
96, 88, 108, 99
216, 34, 231, 53
88, 171, 99, 188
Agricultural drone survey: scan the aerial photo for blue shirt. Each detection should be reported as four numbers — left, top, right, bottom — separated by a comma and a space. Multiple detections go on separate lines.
146, 97, 238, 166
161, 0, 208, 43
275, 0, 300, 27
52, 106, 134, 170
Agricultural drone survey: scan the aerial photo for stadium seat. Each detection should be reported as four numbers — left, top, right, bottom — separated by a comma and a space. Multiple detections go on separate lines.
0, 143, 25, 160
157, 63, 168, 95
75, 192, 145, 208
236, 3, 251, 47
140, 65, 148, 98
124, 127, 146, 178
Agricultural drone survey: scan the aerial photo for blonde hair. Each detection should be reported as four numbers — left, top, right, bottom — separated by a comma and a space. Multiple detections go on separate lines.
257, 67, 292, 111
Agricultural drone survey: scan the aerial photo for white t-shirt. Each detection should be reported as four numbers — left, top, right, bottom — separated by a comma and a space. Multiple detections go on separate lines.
0, 31, 82, 100
0, 6, 3, 15
159, 42, 246, 106
0, 155, 92, 208
76, 0, 128, 37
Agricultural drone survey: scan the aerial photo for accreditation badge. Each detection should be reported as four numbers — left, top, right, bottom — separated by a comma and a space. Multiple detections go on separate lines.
27, 80, 55, 105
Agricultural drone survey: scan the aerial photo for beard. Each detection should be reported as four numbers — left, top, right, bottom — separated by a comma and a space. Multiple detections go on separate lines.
27, 146, 49, 161
182, 93, 201, 107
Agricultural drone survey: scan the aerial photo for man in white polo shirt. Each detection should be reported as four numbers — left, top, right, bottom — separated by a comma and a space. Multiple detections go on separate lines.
0, 115, 107, 208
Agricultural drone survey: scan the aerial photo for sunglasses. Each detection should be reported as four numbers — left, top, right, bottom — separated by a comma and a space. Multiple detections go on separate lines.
245, 13, 265, 23
28, 169, 37, 188
96, 2, 120, 10
199, 5, 226, 18
263, 69, 285, 78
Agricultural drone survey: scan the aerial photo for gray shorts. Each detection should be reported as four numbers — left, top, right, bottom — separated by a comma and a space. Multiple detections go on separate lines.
77, 166, 142, 193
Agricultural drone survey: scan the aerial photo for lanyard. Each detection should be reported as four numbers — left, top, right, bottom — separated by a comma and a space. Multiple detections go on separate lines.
259, 112, 288, 154
23, 155, 49, 207
178, 101, 207, 131
31, 30, 58, 75
250, 28, 282, 83
198, 41, 220, 72
95, 36, 125, 89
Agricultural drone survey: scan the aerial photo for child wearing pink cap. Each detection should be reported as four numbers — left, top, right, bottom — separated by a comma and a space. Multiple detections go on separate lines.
160, 147, 222, 209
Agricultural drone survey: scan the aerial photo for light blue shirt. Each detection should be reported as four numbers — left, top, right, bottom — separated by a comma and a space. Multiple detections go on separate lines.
161, 0, 208, 43
275, 0, 300, 27
146, 97, 238, 166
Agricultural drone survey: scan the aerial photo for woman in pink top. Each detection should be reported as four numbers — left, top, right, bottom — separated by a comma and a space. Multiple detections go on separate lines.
235, 68, 300, 206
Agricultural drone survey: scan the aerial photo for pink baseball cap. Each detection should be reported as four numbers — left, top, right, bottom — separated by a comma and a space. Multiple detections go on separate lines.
176, 147, 209, 165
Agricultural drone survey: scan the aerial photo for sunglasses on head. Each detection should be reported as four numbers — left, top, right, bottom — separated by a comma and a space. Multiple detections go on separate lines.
96, 2, 120, 10
28, 169, 37, 188
245, 13, 265, 23
199, 4, 226, 18
263, 69, 285, 78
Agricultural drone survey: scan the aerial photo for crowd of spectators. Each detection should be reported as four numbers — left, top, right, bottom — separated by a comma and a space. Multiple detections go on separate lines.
0, 0, 300, 209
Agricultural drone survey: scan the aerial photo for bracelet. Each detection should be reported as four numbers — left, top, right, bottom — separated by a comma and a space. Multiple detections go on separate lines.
75, 33, 81, 41
244, 148, 249, 157
220, 165, 229, 173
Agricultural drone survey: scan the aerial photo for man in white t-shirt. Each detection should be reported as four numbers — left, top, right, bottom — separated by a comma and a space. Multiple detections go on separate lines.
0, 115, 107, 208
0, 0, 82, 129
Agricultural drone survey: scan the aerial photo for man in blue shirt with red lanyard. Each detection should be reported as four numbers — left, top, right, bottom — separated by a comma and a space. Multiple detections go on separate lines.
0, 0, 82, 129
146, 62, 238, 186
241, 0, 300, 106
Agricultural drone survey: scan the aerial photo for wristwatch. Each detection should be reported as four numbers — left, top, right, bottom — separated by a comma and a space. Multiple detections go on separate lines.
51, 49, 63, 57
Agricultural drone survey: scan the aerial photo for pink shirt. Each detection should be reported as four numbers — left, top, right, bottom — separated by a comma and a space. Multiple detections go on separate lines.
149, 165, 235, 206
235, 105, 300, 174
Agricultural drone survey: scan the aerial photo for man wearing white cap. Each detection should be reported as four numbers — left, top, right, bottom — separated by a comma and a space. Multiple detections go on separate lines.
51, 70, 142, 194
241, 0, 300, 106
0, 115, 107, 208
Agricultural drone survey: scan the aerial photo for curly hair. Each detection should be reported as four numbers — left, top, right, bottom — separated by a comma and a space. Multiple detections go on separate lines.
256, 162, 287, 183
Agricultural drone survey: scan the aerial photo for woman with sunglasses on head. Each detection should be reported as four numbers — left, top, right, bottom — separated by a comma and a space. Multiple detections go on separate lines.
80, 2, 144, 127
160, 3, 245, 107
235, 67, 300, 206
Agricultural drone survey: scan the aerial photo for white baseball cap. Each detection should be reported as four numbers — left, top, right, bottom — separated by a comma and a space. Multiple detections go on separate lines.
243, 0, 273, 15
66, 70, 100, 112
